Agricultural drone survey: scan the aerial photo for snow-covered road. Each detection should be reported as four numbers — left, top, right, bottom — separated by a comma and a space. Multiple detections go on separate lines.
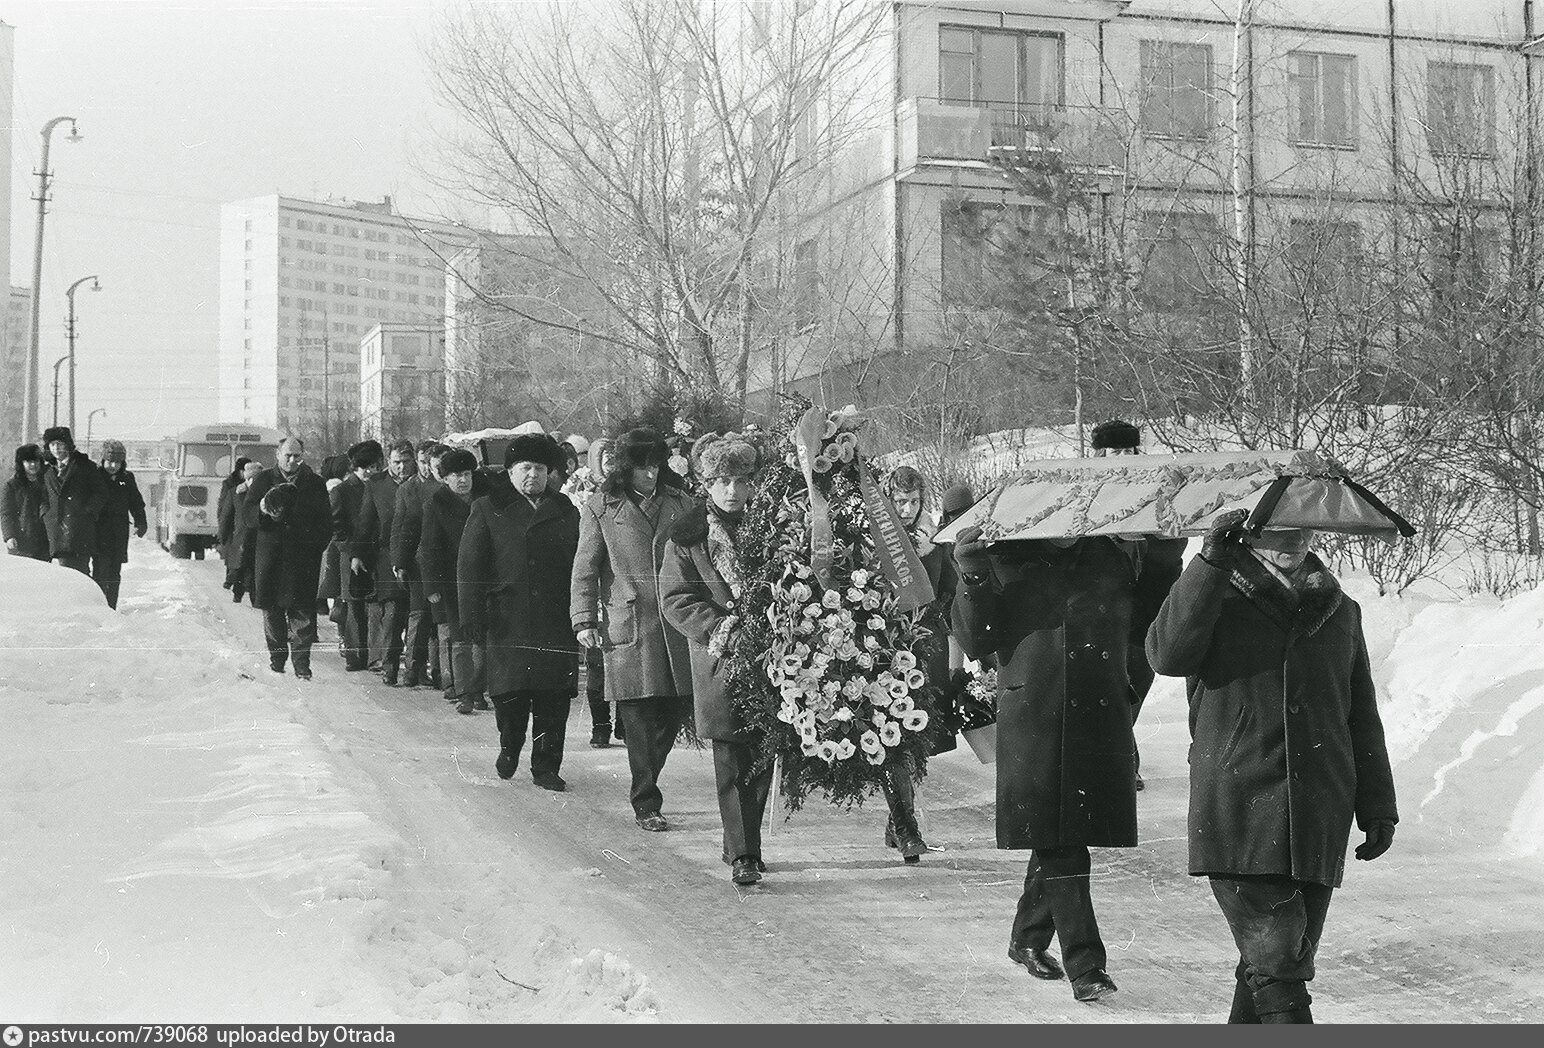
3, 541, 1543, 1022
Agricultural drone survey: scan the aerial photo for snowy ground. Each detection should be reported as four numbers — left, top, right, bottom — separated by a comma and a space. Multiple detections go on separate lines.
3, 539, 1543, 1023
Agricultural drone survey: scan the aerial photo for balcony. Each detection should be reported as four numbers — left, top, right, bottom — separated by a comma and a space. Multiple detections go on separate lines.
898, 98, 1127, 174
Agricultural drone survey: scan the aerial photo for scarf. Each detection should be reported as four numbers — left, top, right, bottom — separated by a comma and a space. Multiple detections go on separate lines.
1226, 549, 1343, 637
706, 504, 743, 599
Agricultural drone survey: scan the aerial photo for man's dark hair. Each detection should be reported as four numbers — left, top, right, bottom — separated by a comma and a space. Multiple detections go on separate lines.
348, 439, 385, 470
387, 439, 415, 459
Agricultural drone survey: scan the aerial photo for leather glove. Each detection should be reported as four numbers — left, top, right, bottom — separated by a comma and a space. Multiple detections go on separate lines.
1200, 509, 1249, 567
953, 525, 992, 579
135, 524, 147, 538
1355, 820, 1396, 861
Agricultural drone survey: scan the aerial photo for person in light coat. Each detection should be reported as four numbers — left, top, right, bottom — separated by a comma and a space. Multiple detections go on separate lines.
660, 432, 772, 886
571, 428, 694, 831
1146, 510, 1397, 1024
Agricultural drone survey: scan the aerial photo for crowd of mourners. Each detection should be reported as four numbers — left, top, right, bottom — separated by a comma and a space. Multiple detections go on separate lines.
3, 416, 1399, 1024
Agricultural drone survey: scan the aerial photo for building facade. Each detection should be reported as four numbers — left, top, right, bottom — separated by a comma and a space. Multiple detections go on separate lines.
359, 321, 446, 442
217, 194, 469, 439
0, 22, 18, 447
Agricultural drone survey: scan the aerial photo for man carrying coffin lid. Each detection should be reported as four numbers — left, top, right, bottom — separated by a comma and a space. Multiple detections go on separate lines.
952, 522, 1143, 1005
1146, 511, 1397, 1023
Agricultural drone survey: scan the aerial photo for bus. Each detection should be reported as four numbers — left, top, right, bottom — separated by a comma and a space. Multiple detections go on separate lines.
151, 424, 283, 559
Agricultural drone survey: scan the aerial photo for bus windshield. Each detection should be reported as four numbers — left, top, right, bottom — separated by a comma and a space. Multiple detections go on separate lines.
181, 444, 235, 477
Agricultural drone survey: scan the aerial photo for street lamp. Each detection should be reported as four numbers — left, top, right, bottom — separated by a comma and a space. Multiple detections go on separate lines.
21, 116, 82, 443
86, 408, 106, 454
65, 275, 102, 435
51, 355, 69, 427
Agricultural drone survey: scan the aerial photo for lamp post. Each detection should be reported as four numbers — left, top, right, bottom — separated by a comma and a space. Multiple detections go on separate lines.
65, 275, 102, 435
21, 116, 83, 443
51, 354, 69, 427
86, 408, 106, 455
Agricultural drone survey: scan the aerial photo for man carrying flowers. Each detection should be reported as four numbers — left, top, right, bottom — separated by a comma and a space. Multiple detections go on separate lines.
660, 432, 773, 886
952, 525, 1143, 1004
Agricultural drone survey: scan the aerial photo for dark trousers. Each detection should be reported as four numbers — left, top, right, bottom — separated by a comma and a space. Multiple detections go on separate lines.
617, 695, 688, 817
584, 648, 610, 730
491, 690, 572, 776
881, 764, 918, 830
91, 555, 123, 610
55, 552, 91, 576
367, 597, 408, 671
262, 605, 319, 668
341, 599, 370, 668
1210, 875, 1333, 1020
403, 583, 438, 678
1010, 845, 1106, 982
713, 738, 773, 863
439, 624, 486, 701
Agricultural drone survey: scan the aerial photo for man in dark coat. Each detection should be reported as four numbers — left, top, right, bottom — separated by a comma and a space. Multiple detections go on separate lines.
392, 440, 447, 688
1146, 511, 1398, 1024
458, 433, 580, 791
227, 460, 263, 604
91, 439, 149, 610
571, 428, 695, 831
1090, 418, 1187, 790
953, 526, 1142, 1003
334, 440, 383, 672
40, 426, 109, 577
419, 448, 490, 714
3, 444, 51, 560
244, 437, 331, 679
660, 432, 771, 887
357, 439, 415, 684
216, 456, 252, 589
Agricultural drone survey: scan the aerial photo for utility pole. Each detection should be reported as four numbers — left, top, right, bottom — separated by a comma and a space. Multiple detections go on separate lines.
65, 275, 101, 435
21, 117, 81, 442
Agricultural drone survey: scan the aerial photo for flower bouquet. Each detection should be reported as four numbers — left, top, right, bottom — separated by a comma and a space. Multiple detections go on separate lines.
956, 667, 998, 765
724, 396, 940, 810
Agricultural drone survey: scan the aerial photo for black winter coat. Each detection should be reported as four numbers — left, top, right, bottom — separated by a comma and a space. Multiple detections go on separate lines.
417, 474, 489, 627
243, 464, 331, 611
95, 468, 147, 564
1146, 551, 1398, 888
457, 478, 579, 696
659, 502, 746, 741
955, 537, 1141, 850
41, 452, 109, 557
916, 533, 959, 754
2, 471, 50, 560
332, 473, 372, 600
356, 472, 406, 603
393, 473, 440, 610
1128, 537, 1187, 700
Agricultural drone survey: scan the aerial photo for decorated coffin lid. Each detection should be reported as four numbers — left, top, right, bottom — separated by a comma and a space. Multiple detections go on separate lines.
932, 450, 1415, 544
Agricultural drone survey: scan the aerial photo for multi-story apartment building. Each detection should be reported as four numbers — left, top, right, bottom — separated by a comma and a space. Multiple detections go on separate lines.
778, 0, 1538, 421
359, 321, 446, 442
217, 194, 470, 437
0, 21, 18, 447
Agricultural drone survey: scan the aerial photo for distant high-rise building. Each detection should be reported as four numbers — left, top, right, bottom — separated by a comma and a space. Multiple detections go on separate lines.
218, 194, 470, 443
359, 321, 446, 442
0, 21, 18, 446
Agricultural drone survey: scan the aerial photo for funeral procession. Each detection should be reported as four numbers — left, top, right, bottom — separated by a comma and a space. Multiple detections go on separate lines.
3, 0, 1543, 1029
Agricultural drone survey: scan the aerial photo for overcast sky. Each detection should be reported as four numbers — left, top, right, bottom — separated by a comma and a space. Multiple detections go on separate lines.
6, 0, 472, 441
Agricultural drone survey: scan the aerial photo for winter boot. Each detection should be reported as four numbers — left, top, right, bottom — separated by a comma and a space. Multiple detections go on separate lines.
1227, 962, 1260, 1024
590, 724, 612, 748
882, 773, 926, 863
1253, 980, 1313, 1024
292, 649, 312, 681
456, 695, 475, 715
473, 695, 490, 711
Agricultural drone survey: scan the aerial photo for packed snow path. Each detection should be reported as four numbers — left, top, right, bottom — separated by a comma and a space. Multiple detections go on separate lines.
3, 541, 1542, 1022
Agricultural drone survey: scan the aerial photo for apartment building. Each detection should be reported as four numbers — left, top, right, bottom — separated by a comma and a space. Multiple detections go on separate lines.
359, 321, 446, 442
0, 22, 17, 447
779, 0, 1537, 402
217, 194, 470, 434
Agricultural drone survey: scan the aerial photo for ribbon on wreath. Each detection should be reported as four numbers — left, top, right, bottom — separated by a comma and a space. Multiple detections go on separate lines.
791, 405, 837, 589
857, 460, 936, 613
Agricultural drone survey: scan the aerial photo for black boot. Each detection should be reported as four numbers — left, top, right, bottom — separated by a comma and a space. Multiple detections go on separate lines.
882, 773, 926, 863
1227, 962, 1260, 1023
1253, 980, 1313, 1024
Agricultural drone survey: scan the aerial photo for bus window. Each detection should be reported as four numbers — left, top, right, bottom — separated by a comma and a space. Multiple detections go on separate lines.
180, 444, 230, 477
236, 445, 278, 469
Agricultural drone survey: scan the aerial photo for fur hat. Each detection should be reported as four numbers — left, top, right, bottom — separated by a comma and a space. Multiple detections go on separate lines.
260, 482, 298, 520
1090, 419, 1140, 451
99, 439, 127, 463
614, 428, 669, 471
504, 432, 565, 472
940, 483, 975, 516
42, 426, 74, 449
693, 431, 762, 481
439, 448, 479, 476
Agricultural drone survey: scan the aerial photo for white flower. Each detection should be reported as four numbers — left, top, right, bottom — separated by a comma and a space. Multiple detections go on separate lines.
821, 680, 841, 698
822, 590, 842, 609
834, 739, 856, 760
795, 619, 816, 635
886, 679, 909, 700
905, 669, 926, 690
768, 666, 786, 687
863, 635, 880, 652
816, 740, 840, 763
902, 710, 930, 732
802, 740, 820, 756
851, 569, 871, 588
789, 582, 812, 603
863, 591, 882, 611
890, 695, 914, 715
865, 748, 887, 765
879, 722, 902, 747
832, 707, 854, 722
855, 651, 874, 669
892, 651, 917, 673
841, 679, 864, 699
846, 587, 865, 605
802, 603, 824, 619
867, 615, 886, 631
860, 730, 883, 754
864, 683, 890, 705
777, 704, 797, 724
871, 710, 889, 726
794, 563, 811, 578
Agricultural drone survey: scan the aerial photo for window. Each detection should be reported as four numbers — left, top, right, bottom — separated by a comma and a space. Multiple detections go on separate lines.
1136, 210, 1224, 308
939, 27, 1063, 146
1286, 219, 1363, 299
1290, 52, 1356, 147
1140, 41, 1214, 139
1428, 62, 1495, 157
